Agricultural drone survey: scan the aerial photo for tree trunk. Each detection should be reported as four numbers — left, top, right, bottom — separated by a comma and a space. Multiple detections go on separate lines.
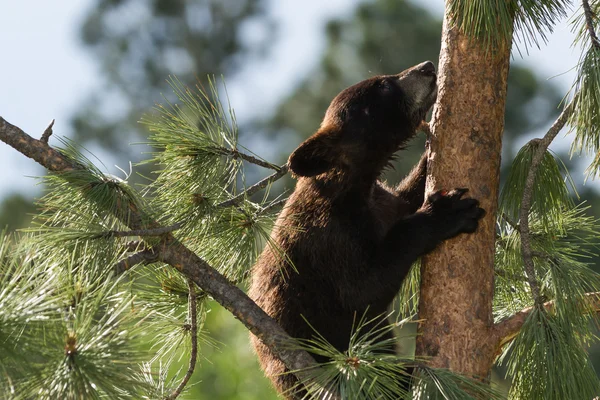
415, 12, 512, 378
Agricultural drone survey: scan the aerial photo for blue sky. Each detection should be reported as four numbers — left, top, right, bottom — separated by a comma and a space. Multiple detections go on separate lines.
0, 0, 591, 198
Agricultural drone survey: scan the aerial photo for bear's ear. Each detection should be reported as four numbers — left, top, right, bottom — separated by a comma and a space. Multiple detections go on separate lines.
288, 129, 339, 177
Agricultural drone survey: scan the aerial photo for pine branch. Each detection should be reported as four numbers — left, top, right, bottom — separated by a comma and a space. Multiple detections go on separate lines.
500, 212, 519, 231
493, 291, 600, 350
0, 116, 320, 386
165, 279, 198, 400
220, 147, 282, 170
260, 197, 288, 214
518, 104, 573, 306
583, 0, 600, 49
106, 223, 183, 238
0, 117, 81, 172
217, 164, 289, 208
114, 249, 158, 274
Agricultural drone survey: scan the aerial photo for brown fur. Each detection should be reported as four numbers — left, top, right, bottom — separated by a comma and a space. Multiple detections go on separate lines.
249, 62, 484, 398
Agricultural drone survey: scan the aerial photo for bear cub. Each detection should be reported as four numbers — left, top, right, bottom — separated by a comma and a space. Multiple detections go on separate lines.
249, 61, 485, 398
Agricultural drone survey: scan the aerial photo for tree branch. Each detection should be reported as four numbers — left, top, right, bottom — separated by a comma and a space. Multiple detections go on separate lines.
493, 291, 600, 350
157, 239, 319, 381
260, 197, 288, 214
583, 0, 600, 50
220, 147, 282, 171
0, 117, 81, 172
114, 249, 158, 274
106, 223, 182, 238
0, 116, 320, 386
165, 279, 198, 400
518, 104, 573, 306
217, 164, 289, 208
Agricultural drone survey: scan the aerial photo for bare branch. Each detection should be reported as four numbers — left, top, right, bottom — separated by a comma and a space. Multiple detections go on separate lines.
493, 291, 600, 350
583, 0, 600, 50
0, 117, 81, 171
165, 279, 198, 400
518, 104, 573, 306
217, 164, 289, 208
114, 249, 158, 274
0, 116, 320, 385
41, 119, 55, 144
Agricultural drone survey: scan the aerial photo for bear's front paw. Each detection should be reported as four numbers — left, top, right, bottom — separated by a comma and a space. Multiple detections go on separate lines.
424, 188, 485, 239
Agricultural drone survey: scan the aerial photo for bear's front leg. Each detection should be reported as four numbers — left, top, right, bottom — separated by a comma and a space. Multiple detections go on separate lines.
395, 151, 428, 214
379, 188, 485, 272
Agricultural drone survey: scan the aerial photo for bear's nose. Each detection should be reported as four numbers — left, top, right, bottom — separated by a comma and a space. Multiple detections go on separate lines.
416, 61, 436, 75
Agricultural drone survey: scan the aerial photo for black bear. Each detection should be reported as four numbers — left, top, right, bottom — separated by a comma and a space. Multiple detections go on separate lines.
249, 61, 485, 398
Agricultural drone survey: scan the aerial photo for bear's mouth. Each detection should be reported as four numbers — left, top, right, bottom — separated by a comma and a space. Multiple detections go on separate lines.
416, 80, 438, 120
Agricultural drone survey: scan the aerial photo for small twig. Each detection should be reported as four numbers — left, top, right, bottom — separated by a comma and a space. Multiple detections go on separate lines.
260, 197, 288, 214
518, 104, 573, 307
494, 291, 600, 350
41, 119, 55, 143
500, 212, 519, 231
107, 222, 183, 238
583, 0, 600, 50
165, 279, 198, 400
218, 164, 289, 208
221, 147, 282, 171
114, 249, 158, 274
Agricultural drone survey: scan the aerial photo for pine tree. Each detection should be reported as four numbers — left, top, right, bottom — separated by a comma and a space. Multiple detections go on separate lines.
0, 1, 599, 399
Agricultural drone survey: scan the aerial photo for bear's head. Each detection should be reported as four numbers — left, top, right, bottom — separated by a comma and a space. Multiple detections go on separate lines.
288, 61, 437, 180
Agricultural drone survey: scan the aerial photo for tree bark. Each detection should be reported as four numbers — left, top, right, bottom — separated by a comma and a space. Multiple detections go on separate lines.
415, 12, 512, 378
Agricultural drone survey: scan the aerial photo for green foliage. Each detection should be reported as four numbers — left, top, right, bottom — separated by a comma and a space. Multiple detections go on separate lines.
569, 48, 600, 178
503, 307, 600, 400
183, 302, 279, 400
413, 366, 504, 400
0, 230, 147, 398
2, 0, 600, 398
142, 76, 242, 225
496, 193, 600, 399
495, 202, 600, 312
291, 314, 502, 400
500, 143, 575, 229
394, 260, 420, 319
141, 77, 284, 282
0, 232, 61, 387
447, 0, 514, 49
0, 77, 290, 398
568, 1, 600, 178
25, 286, 146, 400
292, 315, 412, 400
188, 204, 282, 282
447, 0, 570, 49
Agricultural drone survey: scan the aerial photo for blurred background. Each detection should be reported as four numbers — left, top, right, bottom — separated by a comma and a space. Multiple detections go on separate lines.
0, 0, 597, 398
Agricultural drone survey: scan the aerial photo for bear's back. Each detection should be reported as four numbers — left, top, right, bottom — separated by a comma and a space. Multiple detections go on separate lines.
249, 177, 403, 353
